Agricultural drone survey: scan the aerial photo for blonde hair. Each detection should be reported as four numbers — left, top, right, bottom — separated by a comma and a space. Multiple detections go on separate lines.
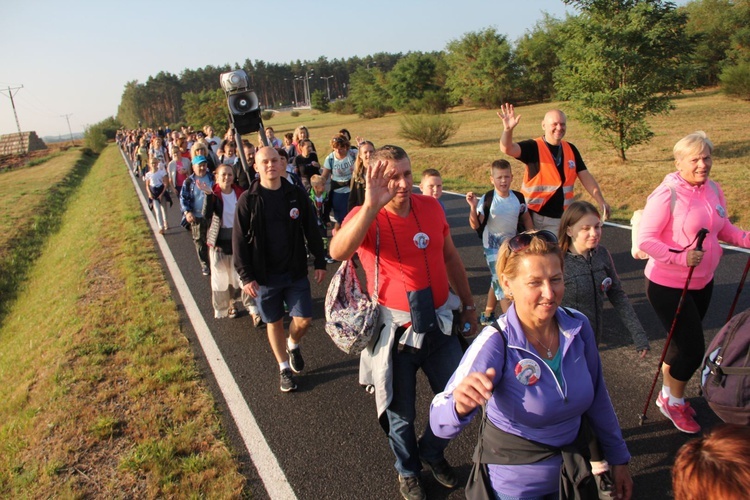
352, 140, 375, 185
293, 125, 309, 144
190, 140, 208, 157
310, 174, 325, 186
674, 131, 713, 162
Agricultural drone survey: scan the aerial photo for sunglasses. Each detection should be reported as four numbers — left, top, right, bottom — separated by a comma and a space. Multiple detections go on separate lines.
508, 230, 558, 253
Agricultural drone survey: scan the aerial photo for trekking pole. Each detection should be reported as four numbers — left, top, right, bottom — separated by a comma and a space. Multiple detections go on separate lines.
725, 255, 750, 322
639, 228, 709, 425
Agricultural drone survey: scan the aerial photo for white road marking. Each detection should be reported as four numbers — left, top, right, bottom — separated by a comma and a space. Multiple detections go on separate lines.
120, 149, 296, 500
442, 189, 749, 254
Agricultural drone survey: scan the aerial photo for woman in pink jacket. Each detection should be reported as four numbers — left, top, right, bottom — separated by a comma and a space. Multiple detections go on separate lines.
638, 131, 750, 434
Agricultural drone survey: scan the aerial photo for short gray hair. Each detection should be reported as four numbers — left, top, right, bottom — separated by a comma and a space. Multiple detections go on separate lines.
674, 131, 713, 161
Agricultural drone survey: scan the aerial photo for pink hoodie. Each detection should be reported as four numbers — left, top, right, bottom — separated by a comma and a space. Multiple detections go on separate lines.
638, 171, 749, 289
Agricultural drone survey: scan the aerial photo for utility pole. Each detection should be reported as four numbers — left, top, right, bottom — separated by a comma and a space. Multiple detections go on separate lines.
320, 76, 334, 101
61, 114, 74, 145
303, 69, 314, 108
1, 85, 25, 153
295, 76, 304, 107
284, 78, 298, 106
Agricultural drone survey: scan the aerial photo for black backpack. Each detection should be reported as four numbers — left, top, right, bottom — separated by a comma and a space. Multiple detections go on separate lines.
702, 308, 750, 425
475, 189, 527, 239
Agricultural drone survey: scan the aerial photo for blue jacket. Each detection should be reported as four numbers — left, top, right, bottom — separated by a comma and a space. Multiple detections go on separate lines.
430, 305, 630, 497
179, 171, 215, 226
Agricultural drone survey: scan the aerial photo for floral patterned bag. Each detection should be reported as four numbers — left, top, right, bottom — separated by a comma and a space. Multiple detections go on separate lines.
324, 227, 379, 355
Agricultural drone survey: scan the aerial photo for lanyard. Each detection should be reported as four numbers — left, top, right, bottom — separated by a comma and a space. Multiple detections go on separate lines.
384, 203, 432, 293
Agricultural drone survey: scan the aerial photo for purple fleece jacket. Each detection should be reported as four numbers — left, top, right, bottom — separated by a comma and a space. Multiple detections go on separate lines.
430, 305, 630, 498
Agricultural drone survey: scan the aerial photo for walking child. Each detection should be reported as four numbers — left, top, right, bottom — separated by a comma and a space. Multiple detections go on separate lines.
419, 168, 446, 213
145, 156, 171, 234
309, 174, 334, 263
466, 159, 533, 325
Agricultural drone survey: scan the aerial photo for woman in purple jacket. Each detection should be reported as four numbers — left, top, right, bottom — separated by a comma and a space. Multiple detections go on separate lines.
430, 230, 633, 500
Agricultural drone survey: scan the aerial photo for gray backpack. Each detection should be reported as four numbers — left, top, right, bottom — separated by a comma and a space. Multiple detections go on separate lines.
701, 308, 750, 425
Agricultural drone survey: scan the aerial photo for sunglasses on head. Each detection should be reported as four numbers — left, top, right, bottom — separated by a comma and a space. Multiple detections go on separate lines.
508, 230, 558, 253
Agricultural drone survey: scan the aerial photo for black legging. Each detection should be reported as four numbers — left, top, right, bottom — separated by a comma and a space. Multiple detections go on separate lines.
646, 278, 713, 381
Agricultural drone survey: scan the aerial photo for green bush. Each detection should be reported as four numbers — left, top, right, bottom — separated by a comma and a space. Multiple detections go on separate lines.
330, 99, 356, 115
290, 110, 300, 117
404, 90, 451, 114
311, 89, 330, 112
84, 123, 108, 154
720, 62, 750, 100
261, 110, 274, 120
398, 115, 459, 147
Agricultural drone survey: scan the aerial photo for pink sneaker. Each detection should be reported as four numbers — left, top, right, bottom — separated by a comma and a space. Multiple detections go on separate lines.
657, 394, 700, 433
656, 392, 696, 417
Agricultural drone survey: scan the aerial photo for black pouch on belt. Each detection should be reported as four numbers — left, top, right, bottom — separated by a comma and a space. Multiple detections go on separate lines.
407, 286, 438, 334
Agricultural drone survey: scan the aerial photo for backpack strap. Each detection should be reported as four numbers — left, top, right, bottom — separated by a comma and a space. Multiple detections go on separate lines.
476, 189, 496, 239
490, 320, 508, 370
709, 310, 750, 379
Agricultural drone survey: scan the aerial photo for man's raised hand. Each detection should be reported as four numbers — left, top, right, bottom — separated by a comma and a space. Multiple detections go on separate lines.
365, 160, 398, 210
497, 103, 521, 131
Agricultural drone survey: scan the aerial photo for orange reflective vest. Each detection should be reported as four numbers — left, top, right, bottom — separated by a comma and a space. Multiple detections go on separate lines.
521, 138, 577, 213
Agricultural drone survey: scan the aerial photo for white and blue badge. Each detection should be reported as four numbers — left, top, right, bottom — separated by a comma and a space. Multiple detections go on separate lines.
716, 204, 726, 218
568, 160, 575, 169
289, 207, 300, 220
601, 277, 612, 293
515, 358, 542, 386
413, 232, 430, 249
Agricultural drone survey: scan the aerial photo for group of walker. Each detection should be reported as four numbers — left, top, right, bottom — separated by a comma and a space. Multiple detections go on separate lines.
124, 105, 749, 500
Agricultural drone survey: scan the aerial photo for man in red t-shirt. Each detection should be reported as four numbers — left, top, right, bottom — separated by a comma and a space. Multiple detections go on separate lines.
330, 145, 477, 498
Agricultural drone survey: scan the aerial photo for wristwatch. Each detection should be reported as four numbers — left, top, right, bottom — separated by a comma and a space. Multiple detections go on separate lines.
463, 304, 476, 312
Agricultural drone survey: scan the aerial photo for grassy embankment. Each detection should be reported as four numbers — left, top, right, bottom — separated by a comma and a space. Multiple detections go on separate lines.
267, 89, 750, 226
0, 146, 245, 497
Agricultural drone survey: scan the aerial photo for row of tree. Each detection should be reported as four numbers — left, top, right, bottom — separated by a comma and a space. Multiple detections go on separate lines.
116, 54, 403, 130
114, 0, 750, 160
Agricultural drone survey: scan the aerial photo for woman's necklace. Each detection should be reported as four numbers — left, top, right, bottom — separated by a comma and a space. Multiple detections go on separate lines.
527, 331, 556, 359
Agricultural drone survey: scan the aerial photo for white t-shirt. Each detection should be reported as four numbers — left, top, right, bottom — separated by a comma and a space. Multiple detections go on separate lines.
145, 169, 168, 189
205, 135, 222, 155
477, 191, 523, 249
221, 190, 237, 229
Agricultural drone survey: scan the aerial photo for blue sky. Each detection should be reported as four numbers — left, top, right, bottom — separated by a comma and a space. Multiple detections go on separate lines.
0, 0, 687, 138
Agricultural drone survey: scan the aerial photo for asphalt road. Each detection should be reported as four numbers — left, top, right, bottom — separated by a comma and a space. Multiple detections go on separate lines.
124, 154, 750, 499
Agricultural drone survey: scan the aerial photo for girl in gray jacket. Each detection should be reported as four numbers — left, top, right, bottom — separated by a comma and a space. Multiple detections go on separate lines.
559, 201, 649, 496
559, 201, 650, 355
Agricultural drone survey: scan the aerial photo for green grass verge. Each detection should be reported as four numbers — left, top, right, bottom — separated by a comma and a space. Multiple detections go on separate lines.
0, 148, 94, 324
0, 144, 245, 497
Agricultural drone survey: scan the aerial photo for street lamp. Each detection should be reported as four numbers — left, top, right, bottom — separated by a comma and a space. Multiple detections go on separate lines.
320, 75, 334, 101
303, 69, 314, 108
295, 76, 305, 107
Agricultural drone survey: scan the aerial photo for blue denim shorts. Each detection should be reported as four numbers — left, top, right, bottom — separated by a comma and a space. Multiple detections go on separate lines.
483, 247, 505, 300
257, 273, 313, 323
